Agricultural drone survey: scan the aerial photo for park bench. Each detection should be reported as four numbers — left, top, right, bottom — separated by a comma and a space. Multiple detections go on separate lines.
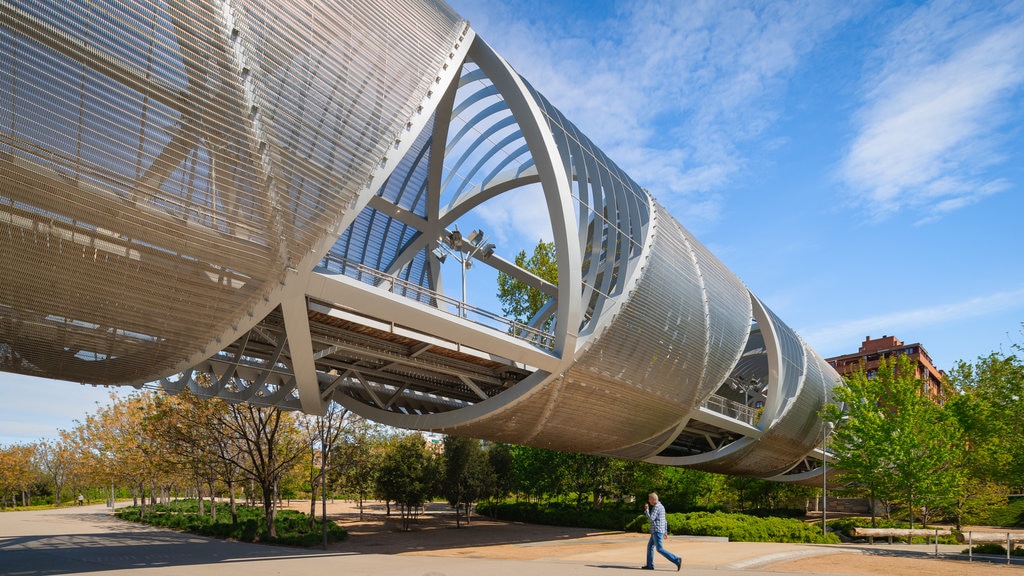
851, 527, 951, 553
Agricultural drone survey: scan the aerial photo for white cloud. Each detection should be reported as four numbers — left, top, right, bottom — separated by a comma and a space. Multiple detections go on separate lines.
471, 184, 552, 250
800, 287, 1024, 355
839, 2, 1024, 221
453, 0, 855, 225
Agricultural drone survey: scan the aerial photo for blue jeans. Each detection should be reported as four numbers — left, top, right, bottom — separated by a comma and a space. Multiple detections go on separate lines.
647, 531, 680, 567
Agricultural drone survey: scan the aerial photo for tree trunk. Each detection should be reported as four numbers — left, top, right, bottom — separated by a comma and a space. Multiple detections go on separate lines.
320, 464, 329, 549
137, 483, 145, 519
209, 481, 217, 521
260, 481, 277, 539
309, 478, 317, 530
197, 481, 205, 516
227, 479, 238, 525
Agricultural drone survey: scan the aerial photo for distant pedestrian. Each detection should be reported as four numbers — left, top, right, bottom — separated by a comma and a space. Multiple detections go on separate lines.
77, 493, 84, 506
641, 492, 681, 571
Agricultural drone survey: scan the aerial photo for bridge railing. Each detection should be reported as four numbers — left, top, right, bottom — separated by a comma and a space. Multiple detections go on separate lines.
320, 256, 556, 350
701, 393, 758, 425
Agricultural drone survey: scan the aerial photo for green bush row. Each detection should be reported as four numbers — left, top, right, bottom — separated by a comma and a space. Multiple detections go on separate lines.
479, 502, 838, 544
114, 499, 346, 546
963, 543, 1024, 556
625, 511, 840, 544
478, 501, 638, 531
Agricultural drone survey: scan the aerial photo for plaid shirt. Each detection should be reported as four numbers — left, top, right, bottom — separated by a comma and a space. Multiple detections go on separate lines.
645, 501, 668, 534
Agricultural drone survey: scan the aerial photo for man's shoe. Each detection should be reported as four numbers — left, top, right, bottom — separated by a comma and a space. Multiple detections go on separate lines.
674, 558, 682, 571
640, 566, 654, 570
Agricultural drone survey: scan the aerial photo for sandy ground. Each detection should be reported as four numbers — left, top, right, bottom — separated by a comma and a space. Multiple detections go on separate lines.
283, 499, 1023, 575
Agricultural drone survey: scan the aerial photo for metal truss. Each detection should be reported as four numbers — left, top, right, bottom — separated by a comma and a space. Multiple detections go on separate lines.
0, 0, 840, 481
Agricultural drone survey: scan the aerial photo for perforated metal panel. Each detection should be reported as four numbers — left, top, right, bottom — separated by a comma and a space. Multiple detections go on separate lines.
0, 0, 463, 385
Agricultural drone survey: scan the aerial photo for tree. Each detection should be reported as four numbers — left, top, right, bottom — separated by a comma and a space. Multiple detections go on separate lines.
215, 403, 305, 538
487, 443, 515, 506
333, 416, 383, 520
441, 436, 495, 526
497, 240, 557, 329
561, 452, 619, 510
825, 354, 962, 527
308, 403, 349, 547
656, 468, 731, 511
77, 393, 165, 515
0, 443, 37, 508
506, 444, 566, 502
944, 352, 1024, 527
947, 352, 1024, 490
148, 390, 238, 521
375, 433, 434, 530
37, 438, 78, 508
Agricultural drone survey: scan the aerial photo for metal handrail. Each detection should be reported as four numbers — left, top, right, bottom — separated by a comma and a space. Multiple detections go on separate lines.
702, 393, 758, 425
321, 257, 555, 350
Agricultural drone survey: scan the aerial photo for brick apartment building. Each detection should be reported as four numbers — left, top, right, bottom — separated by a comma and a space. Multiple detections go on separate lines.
825, 335, 946, 400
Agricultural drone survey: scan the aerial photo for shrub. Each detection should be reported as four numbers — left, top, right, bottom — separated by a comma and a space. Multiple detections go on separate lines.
627, 511, 839, 544
478, 501, 637, 531
962, 543, 1024, 556
114, 499, 346, 546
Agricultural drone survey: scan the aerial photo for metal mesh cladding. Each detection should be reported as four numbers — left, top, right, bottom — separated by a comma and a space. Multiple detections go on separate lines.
435, 203, 752, 457
0, 0, 463, 384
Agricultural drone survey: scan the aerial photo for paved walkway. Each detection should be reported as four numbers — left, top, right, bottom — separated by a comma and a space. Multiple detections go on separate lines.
1, 504, 1019, 576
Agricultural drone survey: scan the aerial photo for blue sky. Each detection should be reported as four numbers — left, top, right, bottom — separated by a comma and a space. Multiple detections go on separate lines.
446, 0, 1024, 360
2, 0, 1023, 445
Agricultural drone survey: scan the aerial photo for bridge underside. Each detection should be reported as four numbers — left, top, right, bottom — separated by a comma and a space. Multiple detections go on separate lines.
0, 0, 839, 482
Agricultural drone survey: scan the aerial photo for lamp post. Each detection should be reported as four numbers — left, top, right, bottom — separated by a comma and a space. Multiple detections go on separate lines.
438, 228, 494, 318
822, 418, 828, 535
822, 375, 831, 536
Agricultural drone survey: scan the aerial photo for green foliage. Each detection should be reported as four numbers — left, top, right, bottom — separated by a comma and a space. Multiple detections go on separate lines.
726, 476, 816, 512
496, 240, 557, 327
978, 496, 1024, 527
624, 511, 839, 544
825, 355, 963, 526
441, 436, 495, 522
114, 499, 346, 545
478, 501, 640, 531
375, 433, 436, 528
654, 468, 730, 511
947, 353, 1024, 490
962, 543, 1024, 556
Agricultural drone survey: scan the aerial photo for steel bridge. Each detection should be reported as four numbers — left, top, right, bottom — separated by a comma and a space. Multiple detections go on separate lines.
0, 0, 836, 481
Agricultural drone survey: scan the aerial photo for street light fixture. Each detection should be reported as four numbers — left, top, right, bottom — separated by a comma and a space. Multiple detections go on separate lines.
439, 227, 493, 318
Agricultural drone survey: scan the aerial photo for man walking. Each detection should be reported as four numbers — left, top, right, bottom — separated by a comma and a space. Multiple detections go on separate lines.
642, 492, 681, 571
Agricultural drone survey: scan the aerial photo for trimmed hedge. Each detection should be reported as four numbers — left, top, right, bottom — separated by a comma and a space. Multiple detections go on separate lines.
478, 501, 637, 531
114, 499, 346, 546
479, 502, 838, 544
625, 511, 840, 544
963, 543, 1024, 556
